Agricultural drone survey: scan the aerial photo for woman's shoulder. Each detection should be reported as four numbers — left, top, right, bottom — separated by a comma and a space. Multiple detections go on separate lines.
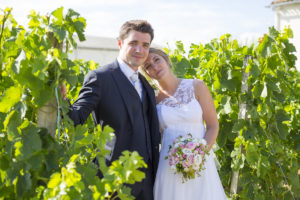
191, 79, 210, 99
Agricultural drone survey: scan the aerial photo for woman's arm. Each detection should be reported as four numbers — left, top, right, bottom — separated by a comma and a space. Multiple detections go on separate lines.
194, 79, 219, 151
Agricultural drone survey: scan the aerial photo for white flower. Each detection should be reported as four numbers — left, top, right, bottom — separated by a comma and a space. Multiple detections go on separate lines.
170, 165, 177, 172
192, 163, 200, 170
200, 139, 207, 145
182, 148, 192, 155
194, 154, 203, 166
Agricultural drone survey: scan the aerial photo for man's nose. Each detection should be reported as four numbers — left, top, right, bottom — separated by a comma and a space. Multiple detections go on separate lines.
135, 45, 142, 52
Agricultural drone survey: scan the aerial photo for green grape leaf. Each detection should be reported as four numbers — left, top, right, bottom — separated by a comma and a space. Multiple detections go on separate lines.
49, 24, 66, 42
16, 173, 32, 198
4, 110, 22, 141
47, 173, 61, 188
52, 7, 64, 22
0, 85, 22, 113
245, 143, 259, 165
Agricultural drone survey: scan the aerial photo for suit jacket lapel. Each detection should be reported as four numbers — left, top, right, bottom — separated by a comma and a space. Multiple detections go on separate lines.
111, 60, 138, 126
139, 74, 156, 108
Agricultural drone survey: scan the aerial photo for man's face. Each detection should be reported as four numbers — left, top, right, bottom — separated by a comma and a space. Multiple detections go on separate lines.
118, 30, 151, 70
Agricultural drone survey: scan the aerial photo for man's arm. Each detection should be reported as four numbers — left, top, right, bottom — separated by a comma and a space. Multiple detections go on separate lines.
65, 71, 102, 126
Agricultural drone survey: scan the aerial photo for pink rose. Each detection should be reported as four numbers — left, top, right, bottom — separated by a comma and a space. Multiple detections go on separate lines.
187, 142, 196, 150
187, 155, 194, 164
183, 160, 190, 168
173, 156, 180, 164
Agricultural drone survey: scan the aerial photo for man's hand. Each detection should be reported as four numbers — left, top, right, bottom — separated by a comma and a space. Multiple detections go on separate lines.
60, 83, 67, 100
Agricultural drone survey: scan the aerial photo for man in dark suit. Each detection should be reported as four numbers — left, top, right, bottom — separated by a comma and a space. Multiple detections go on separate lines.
67, 20, 160, 200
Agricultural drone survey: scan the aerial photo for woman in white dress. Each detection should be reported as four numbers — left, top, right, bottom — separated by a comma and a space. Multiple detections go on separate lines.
141, 48, 227, 200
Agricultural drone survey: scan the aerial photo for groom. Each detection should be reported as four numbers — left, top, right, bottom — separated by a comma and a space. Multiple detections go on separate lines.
67, 20, 160, 200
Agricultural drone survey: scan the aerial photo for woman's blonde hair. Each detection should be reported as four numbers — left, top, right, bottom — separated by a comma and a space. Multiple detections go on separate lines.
148, 47, 172, 68
139, 47, 171, 91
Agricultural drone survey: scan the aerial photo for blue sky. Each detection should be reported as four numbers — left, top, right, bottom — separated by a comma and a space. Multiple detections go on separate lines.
2, 0, 275, 48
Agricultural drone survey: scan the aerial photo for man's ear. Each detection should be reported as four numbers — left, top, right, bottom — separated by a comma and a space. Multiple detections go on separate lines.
117, 39, 122, 49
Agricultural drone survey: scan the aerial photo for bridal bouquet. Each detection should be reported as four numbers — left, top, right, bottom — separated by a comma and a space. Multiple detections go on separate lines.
165, 133, 209, 182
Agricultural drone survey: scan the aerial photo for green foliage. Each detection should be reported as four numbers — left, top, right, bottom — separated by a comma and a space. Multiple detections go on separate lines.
168, 27, 300, 199
0, 7, 146, 199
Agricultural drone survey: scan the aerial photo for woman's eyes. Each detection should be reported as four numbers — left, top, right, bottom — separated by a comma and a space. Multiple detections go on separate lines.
145, 64, 151, 70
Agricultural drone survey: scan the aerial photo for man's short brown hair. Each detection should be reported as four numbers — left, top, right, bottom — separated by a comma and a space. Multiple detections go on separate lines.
119, 20, 154, 42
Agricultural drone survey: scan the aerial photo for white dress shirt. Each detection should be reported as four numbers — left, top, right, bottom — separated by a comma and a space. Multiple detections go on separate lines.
117, 57, 143, 100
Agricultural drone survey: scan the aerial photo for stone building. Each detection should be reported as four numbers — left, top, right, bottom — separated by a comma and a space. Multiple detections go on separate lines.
270, 0, 300, 69
69, 36, 119, 66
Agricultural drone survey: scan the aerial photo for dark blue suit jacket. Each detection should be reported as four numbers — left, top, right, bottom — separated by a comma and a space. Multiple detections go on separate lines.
68, 59, 160, 177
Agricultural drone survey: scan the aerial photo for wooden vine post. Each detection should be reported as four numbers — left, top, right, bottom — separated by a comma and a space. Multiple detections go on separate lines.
37, 32, 63, 138
230, 55, 251, 194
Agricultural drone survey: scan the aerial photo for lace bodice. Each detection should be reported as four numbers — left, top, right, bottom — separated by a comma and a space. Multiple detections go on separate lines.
156, 79, 204, 137
158, 79, 194, 108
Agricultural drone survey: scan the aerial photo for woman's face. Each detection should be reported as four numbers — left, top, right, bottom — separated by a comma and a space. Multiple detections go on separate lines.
143, 53, 170, 80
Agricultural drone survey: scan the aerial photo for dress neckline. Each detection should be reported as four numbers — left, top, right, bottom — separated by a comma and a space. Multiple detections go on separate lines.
157, 79, 184, 105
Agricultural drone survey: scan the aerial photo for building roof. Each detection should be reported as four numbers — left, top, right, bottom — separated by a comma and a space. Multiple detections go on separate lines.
269, 0, 300, 8
271, 0, 294, 4
76, 36, 119, 50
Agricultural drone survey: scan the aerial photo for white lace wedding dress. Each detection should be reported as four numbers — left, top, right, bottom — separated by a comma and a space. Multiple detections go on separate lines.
154, 79, 227, 200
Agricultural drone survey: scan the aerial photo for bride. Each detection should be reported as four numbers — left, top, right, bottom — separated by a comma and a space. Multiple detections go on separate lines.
141, 48, 227, 200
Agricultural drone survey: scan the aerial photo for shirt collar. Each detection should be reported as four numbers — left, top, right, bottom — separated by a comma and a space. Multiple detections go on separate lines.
117, 57, 137, 79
